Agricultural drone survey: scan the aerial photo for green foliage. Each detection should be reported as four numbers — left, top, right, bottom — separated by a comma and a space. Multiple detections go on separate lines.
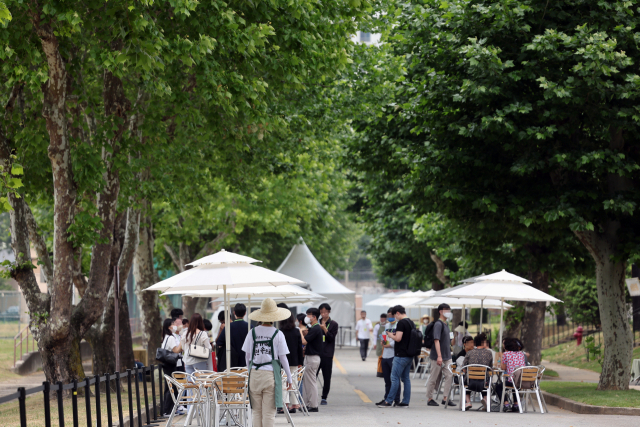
0, 1, 10, 25
583, 335, 603, 366
562, 275, 600, 326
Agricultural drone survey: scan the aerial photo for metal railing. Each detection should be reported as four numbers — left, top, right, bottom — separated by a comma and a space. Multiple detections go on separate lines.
13, 324, 37, 368
0, 364, 166, 427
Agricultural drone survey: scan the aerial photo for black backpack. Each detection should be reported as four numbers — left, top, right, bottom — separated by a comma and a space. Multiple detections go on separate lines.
423, 320, 444, 349
406, 320, 424, 357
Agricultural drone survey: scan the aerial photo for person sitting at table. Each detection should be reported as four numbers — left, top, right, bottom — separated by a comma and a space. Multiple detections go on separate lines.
495, 338, 527, 412
461, 333, 493, 411
454, 335, 474, 367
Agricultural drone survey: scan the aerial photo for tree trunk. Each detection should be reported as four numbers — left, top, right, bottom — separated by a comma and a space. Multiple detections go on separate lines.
575, 222, 632, 390
134, 200, 163, 366
520, 270, 548, 366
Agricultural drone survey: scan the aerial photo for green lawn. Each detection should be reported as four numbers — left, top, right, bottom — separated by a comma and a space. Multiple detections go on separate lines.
543, 368, 559, 377
540, 381, 640, 408
541, 334, 640, 374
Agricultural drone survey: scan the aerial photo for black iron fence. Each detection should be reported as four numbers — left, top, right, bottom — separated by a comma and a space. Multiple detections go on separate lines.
0, 364, 166, 427
540, 319, 602, 349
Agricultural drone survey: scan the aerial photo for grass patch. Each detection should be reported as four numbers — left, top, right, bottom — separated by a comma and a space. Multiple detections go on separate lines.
543, 368, 559, 378
540, 381, 640, 408
542, 334, 640, 374
0, 338, 27, 381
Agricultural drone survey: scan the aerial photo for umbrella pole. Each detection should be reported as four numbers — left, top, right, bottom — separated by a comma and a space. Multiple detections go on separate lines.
248, 295, 251, 334
479, 299, 483, 334
499, 298, 504, 352
462, 304, 466, 335
224, 285, 231, 373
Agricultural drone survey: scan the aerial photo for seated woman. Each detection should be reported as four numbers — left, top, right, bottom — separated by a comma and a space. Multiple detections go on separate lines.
461, 333, 493, 411
495, 338, 527, 412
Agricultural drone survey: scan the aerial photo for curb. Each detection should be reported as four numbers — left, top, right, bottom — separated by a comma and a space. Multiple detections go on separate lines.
541, 391, 640, 416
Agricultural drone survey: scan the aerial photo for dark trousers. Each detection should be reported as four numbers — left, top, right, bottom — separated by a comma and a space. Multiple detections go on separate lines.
381, 357, 400, 403
162, 364, 185, 415
318, 356, 334, 400
359, 339, 370, 359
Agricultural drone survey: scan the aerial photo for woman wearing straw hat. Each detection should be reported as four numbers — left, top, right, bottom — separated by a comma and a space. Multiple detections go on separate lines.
241, 298, 293, 427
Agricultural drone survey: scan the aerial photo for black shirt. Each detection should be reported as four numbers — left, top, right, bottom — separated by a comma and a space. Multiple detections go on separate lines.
320, 317, 339, 358
216, 320, 249, 367
304, 324, 324, 356
281, 328, 304, 366
394, 318, 414, 358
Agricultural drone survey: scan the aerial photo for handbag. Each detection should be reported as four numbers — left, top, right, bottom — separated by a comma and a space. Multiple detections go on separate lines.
156, 336, 180, 366
186, 331, 211, 360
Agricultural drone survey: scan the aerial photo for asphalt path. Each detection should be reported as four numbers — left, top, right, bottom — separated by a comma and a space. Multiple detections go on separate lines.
171, 347, 639, 427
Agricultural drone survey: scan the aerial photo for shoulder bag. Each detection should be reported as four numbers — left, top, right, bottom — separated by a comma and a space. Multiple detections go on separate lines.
156, 335, 180, 366
186, 331, 211, 360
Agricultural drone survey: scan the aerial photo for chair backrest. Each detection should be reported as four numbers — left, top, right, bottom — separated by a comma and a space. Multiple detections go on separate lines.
172, 371, 190, 384
466, 364, 490, 381
295, 366, 306, 383
512, 366, 540, 390
215, 373, 248, 395
420, 348, 429, 358
230, 367, 248, 375
449, 363, 462, 375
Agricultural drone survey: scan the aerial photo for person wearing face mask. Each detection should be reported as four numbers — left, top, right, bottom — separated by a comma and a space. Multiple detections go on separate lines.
301, 307, 323, 412
161, 318, 185, 416
425, 303, 455, 407
374, 308, 402, 406
372, 313, 388, 367
420, 314, 431, 335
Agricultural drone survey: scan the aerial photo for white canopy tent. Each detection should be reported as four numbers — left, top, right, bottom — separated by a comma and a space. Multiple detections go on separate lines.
276, 240, 356, 339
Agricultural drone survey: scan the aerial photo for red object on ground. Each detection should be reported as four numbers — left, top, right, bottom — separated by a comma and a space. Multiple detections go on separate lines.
573, 326, 583, 346
212, 347, 218, 371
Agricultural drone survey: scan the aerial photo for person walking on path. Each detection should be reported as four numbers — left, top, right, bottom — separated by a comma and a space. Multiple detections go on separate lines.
356, 310, 373, 361
377, 305, 413, 408
375, 309, 402, 406
161, 318, 185, 416
425, 303, 456, 407
318, 302, 339, 405
277, 303, 303, 413
301, 307, 323, 412
242, 298, 293, 427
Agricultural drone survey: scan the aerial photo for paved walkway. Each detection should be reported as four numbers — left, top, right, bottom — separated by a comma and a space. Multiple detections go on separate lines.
541, 360, 601, 383
167, 348, 639, 427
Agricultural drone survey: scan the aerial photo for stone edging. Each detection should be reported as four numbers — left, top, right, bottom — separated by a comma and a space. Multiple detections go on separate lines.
542, 391, 640, 416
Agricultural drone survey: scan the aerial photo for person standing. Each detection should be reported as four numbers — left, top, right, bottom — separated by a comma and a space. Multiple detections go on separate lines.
223, 303, 249, 367
374, 309, 402, 406
372, 313, 388, 379
170, 308, 184, 321
420, 314, 431, 335
176, 313, 212, 375
425, 303, 456, 407
318, 302, 339, 405
377, 305, 413, 408
161, 318, 185, 416
277, 303, 303, 413
216, 310, 227, 371
301, 307, 323, 412
242, 298, 293, 427
356, 310, 373, 361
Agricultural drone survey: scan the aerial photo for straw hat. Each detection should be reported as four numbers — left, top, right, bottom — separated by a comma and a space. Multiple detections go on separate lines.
454, 325, 466, 333
249, 298, 291, 323
421, 314, 430, 319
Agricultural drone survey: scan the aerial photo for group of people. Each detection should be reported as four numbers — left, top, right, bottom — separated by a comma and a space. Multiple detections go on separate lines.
373, 303, 530, 411
158, 299, 340, 427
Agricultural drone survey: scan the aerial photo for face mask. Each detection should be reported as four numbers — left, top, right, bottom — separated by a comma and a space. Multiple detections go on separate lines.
444, 312, 453, 320
304, 316, 311, 325
171, 325, 177, 332
423, 320, 429, 324
387, 317, 395, 322
380, 320, 387, 326
295, 321, 300, 327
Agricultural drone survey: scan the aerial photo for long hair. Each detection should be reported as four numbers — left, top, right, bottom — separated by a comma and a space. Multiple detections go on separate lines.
162, 318, 174, 339
186, 313, 206, 343
277, 303, 296, 331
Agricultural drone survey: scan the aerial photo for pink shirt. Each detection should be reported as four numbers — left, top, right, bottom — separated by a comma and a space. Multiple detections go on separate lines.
503, 351, 526, 375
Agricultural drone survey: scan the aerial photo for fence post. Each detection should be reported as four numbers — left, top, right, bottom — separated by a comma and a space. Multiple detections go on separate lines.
95, 374, 102, 427
105, 373, 113, 427
116, 372, 124, 427
84, 376, 92, 427
134, 366, 143, 427
142, 366, 151, 424
150, 365, 157, 420
18, 387, 27, 427
57, 381, 65, 427
127, 369, 134, 427
72, 379, 79, 427
43, 382, 51, 427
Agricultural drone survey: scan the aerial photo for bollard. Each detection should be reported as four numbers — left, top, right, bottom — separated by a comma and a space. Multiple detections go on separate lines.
18, 387, 27, 427
116, 372, 124, 427
57, 381, 65, 427
142, 366, 151, 425
95, 374, 102, 427
72, 379, 79, 427
127, 369, 134, 427
85, 377, 92, 427
43, 382, 51, 427
134, 366, 143, 427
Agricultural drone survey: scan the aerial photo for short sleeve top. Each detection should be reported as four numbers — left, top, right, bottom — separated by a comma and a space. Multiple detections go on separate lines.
503, 351, 526, 375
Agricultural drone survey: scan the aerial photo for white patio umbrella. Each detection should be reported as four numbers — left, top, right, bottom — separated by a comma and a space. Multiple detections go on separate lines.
147, 249, 304, 371
440, 270, 562, 348
163, 284, 324, 333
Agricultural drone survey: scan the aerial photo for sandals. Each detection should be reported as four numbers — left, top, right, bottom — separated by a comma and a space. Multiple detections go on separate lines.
465, 404, 473, 411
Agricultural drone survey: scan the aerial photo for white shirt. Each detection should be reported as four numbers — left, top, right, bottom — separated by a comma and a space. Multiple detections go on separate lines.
356, 318, 373, 339
162, 333, 183, 367
242, 326, 292, 382
180, 330, 212, 366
